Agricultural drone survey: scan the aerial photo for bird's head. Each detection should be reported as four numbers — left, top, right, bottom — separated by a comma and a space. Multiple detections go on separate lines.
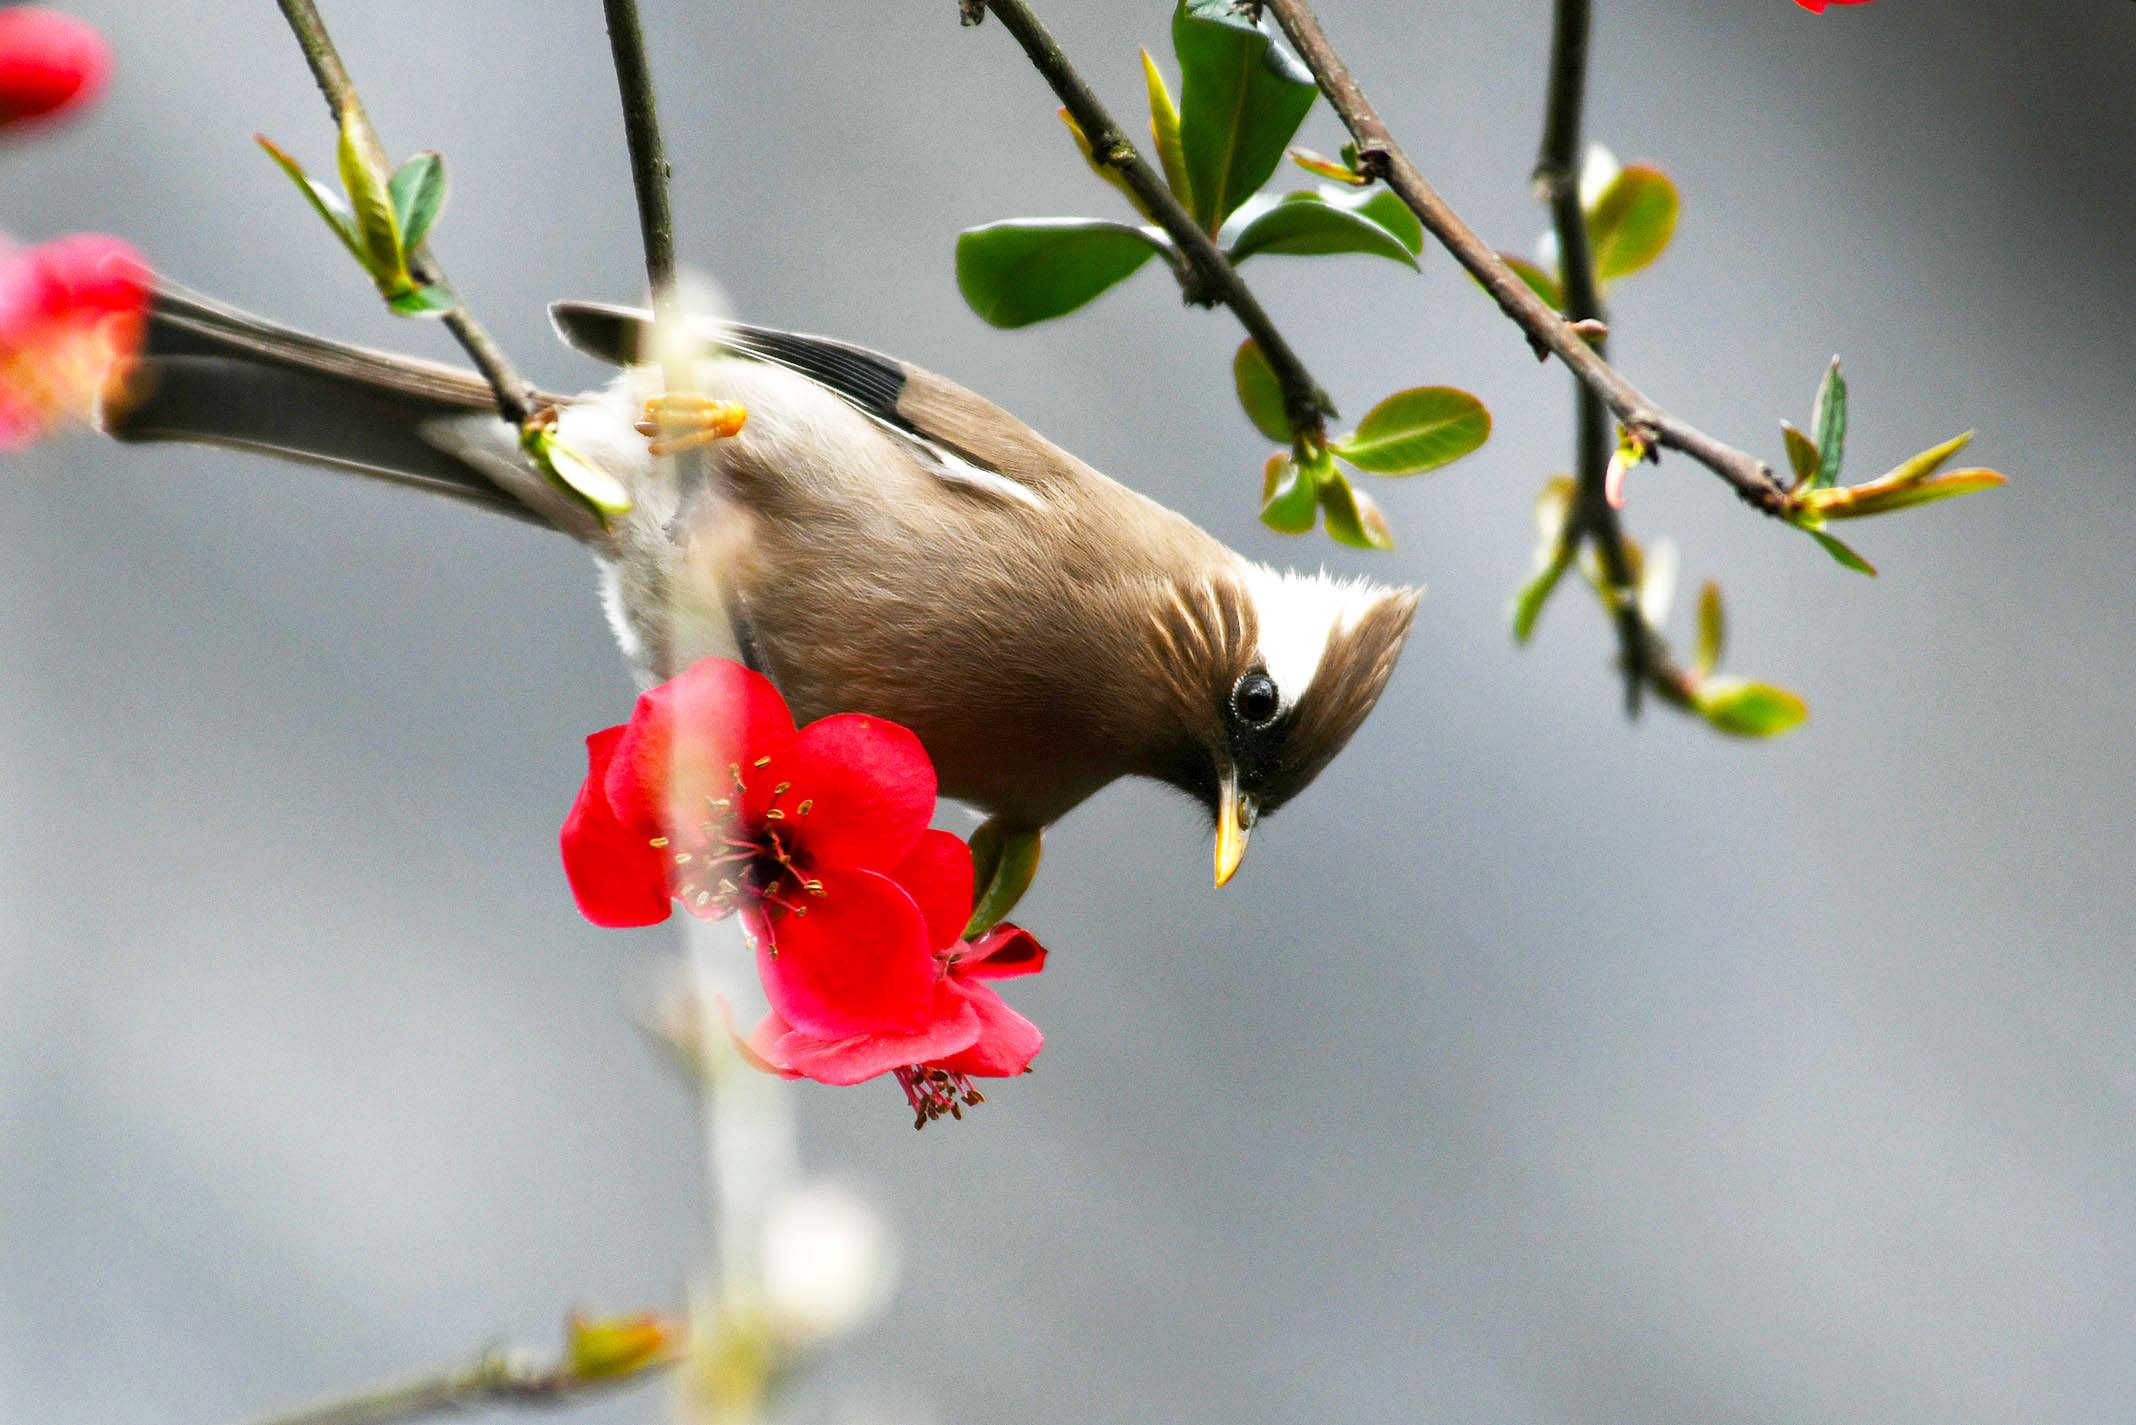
1137, 565, 1422, 886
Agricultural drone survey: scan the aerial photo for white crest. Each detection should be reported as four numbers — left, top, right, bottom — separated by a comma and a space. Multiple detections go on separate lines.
1237, 565, 1400, 710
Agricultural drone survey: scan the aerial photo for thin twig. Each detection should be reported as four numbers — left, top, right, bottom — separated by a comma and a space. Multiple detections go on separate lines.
1262, 0, 1789, 516
274, 0, 540, 425
970, 0, 1337, 439
223, 1341, 671, 1425
1535, 0, 1646, 713
600, 0, 679, 305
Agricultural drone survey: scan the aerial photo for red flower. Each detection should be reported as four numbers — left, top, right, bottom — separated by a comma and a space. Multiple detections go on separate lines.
562, 658, 968, 1039
745, 924, 1048, 1127
0, 232, 146, 449
1793, 0, 1873, 11
0, 9, 110, 132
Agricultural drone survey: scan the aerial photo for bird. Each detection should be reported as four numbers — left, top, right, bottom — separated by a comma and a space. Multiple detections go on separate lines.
104, 283, 1421, 886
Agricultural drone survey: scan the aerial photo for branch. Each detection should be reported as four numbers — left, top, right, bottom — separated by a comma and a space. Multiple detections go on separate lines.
1535, 0, 1647, 713
274, 0, 540, 425
1262, 0, 1789, 516
600, 0, 679, 306
223, 1338, 672, 1425
970, 0, 1337, 439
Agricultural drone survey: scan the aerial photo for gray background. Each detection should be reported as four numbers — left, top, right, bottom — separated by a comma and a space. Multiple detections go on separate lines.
5, 2, 2134, 1422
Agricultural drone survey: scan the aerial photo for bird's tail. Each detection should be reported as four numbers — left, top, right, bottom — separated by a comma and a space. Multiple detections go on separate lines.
100, 281, 588, 533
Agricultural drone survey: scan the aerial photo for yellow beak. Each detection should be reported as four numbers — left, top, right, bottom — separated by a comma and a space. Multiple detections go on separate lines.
1214, 776, 1254, 888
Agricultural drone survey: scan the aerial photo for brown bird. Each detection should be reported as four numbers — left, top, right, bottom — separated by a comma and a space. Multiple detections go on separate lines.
106, 284, 1420, 884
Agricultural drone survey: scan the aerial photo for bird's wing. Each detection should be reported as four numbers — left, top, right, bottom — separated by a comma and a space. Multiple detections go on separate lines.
548, 301, 1088, 507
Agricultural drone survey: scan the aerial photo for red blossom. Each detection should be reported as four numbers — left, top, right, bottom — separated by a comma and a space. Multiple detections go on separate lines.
0, 232, 146, 449
562, 658, 961, 1039
745, 924, 1049, 1128
0, 8, 109, 132
1793, 0, 1873, 11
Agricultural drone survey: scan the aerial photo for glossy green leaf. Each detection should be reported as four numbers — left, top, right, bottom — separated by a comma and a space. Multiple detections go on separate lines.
1823, 468, 2007, 518
1318, 467, 1393, 550
1336, 186, 1423, 254
955, 219, 1171, 328
1141, 48, 1194, 211
1810, 356, 1846, 488
1501, 254, 1565, 312
1172, 0, 1317, 234
256, 134, 365, 265
1694, 678, 1809, 738
964, 818, 1042, 939
1804, 525, 1877, 576
1875, 429, 1972, 488
386, 281, 457, 317
1233, 339, 1289, 442
336, 110, 408, 290
1587, 164, 1678, 284
1780, 420, 1820, 489
388, 150, 447, 252
1224, 191, 1418, 268
1511, 552, 1572, 645
1331, 386, 1491, 475
1695, 579, 1725, 678
1288, 145, 1367, 185
1260, 451, 1318, 534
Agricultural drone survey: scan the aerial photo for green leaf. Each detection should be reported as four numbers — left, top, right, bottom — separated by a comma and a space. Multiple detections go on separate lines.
1260, 451, 1319, 534
1804, 525, 1877, 576
1172, 0, 1317, 234
1331, 386, 1491, 475
336, 110, 409, 290
1317, 467, 1393, 550
954, 219, 1172, 328
1694, 579, 1724, 678
386, 281, 458, 317
1141, 48, 1194, 211
1810, 356, 1846, 488
1873, 429, 1972, 488
1694, 678, 1809, 739
1587, 164, 1679, 285
1288, 145, 1367, 185
1339, 186, 1423, 254
1500, 254, 1564, 311
523, 425, 632, 518
1223, 191, 1418, 268
256, 134, 365, 265
1823, 468, 2007, 518
388, 150, 448, 252
1233, 339, 1289, 442
1056, 108, 1147, 218
964, 818, 1042, 939
1780, 420, 1820, 489
1511, 552, 1571, 644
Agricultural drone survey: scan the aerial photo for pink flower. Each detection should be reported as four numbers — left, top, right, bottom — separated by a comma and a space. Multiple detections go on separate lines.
562, 658, 967, 1041
0, 232, 146, 449
746, 924, 1049, 1128
0, 8, 110, 132
1793, 0, 1874, 12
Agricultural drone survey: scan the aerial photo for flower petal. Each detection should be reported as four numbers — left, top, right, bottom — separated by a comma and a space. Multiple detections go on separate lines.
0, 9, 110, 130
956, 923, 1049, 980
753, 866, 939, 1038
604, 659, 796, 832
738, 1011, 803, 1079
783, 713, 936, 868
890, 829, 975, 952
768, 988, 981, 1087
561, 726, 672, 927
933, 982, 1044, 1078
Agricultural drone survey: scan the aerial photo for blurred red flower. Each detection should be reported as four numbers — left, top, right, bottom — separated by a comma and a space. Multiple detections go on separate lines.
745, 923, 1049, 1127
1793, 0, 1874, 11
0, 8, 110, 132
0, 232, 146, 449
562, 658, 962, 1039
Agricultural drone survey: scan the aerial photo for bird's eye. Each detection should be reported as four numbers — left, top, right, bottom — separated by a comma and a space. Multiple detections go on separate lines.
1232, 671, 1280, 726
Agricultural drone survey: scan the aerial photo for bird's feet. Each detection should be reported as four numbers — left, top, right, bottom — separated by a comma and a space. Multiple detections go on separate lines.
636, 392, 748, 456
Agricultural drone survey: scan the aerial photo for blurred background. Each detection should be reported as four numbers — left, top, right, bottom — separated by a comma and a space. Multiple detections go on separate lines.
5, 2, 2134, 1422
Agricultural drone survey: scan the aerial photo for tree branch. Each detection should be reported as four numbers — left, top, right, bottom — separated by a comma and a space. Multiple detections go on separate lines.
1535, 0, 1647, 713
970, 0, 1337, 439
600, 0, 679, 307
274, 0, 540, 426
1262, 0, 1789, 516
223, 1339, 671, 1425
